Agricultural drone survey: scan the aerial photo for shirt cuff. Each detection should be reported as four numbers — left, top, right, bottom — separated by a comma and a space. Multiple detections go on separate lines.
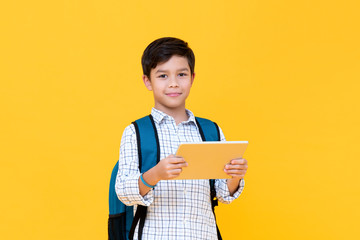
116, 172, 154, 206
230, 178, 245, 199
216, 178, 245, 204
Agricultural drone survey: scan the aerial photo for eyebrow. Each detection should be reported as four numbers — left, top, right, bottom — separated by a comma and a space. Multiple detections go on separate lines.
155, 68, 189, 73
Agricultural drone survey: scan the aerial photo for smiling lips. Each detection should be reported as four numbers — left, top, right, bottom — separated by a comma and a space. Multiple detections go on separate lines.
166, 93, 182, 97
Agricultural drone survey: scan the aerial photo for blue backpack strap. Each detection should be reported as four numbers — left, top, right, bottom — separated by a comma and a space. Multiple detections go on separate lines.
195, 117, 222, 240
108, 161, 133, 240
195, 117, 220, 142
132, 115, 160, 172
129, 115, 159, 240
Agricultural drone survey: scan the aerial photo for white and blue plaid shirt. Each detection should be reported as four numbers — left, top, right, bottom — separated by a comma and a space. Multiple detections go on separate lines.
115, 108, 245, 240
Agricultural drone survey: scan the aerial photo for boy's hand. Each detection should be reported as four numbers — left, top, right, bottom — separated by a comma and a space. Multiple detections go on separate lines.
154, 154, 188, 180
224, 158, 248, 180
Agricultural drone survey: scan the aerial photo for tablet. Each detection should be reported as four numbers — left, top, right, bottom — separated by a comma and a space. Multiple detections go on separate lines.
173, 141, 248, 180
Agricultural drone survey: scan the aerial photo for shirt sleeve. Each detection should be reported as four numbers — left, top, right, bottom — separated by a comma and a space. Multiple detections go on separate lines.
115, 124, 154, 206
214, 126, 246, 204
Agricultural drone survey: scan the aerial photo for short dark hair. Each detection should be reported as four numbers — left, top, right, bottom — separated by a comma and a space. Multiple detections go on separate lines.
141, 37, 195, 78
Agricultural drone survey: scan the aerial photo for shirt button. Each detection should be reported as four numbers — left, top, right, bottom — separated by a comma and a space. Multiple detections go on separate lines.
184, 189, 187, 195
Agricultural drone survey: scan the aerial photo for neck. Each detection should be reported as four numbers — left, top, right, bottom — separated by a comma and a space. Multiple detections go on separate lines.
154, 105, 188, 125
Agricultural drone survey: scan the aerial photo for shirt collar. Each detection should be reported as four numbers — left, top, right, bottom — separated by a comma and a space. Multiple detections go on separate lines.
151, 108, 196, 125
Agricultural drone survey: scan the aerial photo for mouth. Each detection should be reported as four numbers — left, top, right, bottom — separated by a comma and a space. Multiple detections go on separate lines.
165, 93, 182, 97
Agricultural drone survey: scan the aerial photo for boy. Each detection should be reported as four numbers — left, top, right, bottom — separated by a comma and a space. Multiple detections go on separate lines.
115, 37, 248, 240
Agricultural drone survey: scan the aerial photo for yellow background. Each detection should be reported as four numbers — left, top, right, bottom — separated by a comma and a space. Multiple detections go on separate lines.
1, 0, 359, 239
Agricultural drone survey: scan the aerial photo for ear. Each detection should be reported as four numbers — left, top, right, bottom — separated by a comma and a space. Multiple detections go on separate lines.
191, 72, 195, 85
142, 75, 152, 91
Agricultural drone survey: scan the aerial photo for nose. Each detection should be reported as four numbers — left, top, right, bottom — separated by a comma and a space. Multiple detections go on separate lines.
168, 75, 179, 88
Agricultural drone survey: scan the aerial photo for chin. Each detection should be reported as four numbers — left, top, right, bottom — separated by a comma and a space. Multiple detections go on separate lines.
166, 105, 182, 109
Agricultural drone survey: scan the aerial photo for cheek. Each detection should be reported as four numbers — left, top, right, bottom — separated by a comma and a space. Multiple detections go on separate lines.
179, 78, 192, 86
184, 82, 193, 90
153, 80, 162, 88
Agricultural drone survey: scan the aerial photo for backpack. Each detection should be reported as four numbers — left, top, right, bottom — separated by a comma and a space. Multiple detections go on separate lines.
108, 115, 222, 240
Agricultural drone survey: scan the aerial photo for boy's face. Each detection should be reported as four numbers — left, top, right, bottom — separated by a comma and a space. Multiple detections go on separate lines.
143, 55, 195, 114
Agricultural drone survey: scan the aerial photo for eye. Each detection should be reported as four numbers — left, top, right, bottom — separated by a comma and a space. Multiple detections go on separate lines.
178, 73, 187, 77
158, 74, 167, 78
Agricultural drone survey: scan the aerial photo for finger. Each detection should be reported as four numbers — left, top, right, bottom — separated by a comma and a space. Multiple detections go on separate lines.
231, 158, 247, 165
171, 168, 182, 173
167, 163, 187, 170
176, 162, 188, 168
169, 162, 188, 170
167, 174, 181, 179
169, 157, 186, 164
224, 169, 247, 175
225, 164, 248, 170
168, 168, 183, 176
